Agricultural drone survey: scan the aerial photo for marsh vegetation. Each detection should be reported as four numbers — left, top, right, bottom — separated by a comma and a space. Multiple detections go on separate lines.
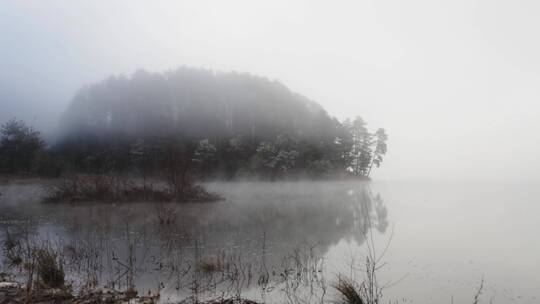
0, 181, 392, 303
0, 181, 510, 303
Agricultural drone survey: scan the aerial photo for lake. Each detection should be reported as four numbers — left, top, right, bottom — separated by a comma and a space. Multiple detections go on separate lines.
0, 180, 538, 303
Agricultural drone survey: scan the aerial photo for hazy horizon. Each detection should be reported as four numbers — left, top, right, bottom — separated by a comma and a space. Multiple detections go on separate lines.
2, 0, 539, 182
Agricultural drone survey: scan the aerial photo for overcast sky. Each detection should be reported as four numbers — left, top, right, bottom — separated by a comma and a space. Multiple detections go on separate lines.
1, 0, 539, 181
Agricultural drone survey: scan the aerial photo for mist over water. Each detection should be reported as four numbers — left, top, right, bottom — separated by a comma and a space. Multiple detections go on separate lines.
1, 180, 539, 303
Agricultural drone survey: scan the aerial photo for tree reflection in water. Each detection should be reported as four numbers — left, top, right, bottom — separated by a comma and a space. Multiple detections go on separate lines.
0, 181, 389, 303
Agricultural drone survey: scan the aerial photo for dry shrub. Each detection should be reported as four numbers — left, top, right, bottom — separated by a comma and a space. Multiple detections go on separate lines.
43, 175, 126, 203
36, 247, 65, 289
198, 257, 226, 274
154, 203, 178, 225
44, 174, 221, 203
165, 170, 221, 202
2, 232, 67, 297
2, 230, 23, 269
334, 278, 365, 304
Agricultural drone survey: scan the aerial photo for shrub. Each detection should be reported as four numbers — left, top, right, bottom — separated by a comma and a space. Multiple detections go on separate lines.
36, 248, 65, 288
44, 174, 221, 203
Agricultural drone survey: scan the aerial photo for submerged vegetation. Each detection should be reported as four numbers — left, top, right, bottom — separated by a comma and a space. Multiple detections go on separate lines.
0, 183, 387, 303
0, 179, 496, 303
0, 185, 489, 304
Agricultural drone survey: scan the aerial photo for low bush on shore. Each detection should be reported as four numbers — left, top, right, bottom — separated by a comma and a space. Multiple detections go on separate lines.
43, 174, 222, 203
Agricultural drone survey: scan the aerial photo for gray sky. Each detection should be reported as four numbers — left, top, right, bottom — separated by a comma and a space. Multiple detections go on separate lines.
1, 0, 539, 181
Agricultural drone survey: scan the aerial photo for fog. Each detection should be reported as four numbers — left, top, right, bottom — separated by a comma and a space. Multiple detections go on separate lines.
1, 0, 539, 181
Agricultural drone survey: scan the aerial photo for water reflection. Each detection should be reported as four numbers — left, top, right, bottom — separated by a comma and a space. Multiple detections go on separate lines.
0, 181, 388, 302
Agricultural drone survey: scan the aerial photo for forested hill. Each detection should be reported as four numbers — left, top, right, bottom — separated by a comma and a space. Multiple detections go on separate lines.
59, 67, 332, 141
51, 67, 386, 179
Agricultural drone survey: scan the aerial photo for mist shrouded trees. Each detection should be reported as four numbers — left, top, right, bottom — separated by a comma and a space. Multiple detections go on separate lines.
0, 119, 44, 174
369, 128, 388, 176
20, 67, 387, 179
343, 117, 388, 177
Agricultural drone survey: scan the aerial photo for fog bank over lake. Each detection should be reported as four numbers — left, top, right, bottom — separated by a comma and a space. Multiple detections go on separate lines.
1, 180, 538, 303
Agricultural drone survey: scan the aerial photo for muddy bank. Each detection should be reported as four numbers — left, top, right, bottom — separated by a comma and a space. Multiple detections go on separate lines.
0, 282, 158, 304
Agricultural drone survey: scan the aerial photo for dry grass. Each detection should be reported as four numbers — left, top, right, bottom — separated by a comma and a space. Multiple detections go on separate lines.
472, 277, 484, 304
334, 278, 365, 304
2, 231, 68, 303
35, 247, 65, 288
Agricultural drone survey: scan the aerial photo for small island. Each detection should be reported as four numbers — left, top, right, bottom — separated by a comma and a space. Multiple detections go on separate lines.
0, 67, 387, 203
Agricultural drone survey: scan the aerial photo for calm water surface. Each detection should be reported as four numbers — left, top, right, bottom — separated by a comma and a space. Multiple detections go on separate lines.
0, 180, 538, 303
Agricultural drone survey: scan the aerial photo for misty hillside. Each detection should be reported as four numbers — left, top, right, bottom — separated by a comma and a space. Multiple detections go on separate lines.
59, 67, 334, 141
40, 67, 385, 179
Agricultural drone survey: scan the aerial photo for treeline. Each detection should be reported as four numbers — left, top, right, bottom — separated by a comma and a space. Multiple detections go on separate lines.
0, 67, 387, 180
